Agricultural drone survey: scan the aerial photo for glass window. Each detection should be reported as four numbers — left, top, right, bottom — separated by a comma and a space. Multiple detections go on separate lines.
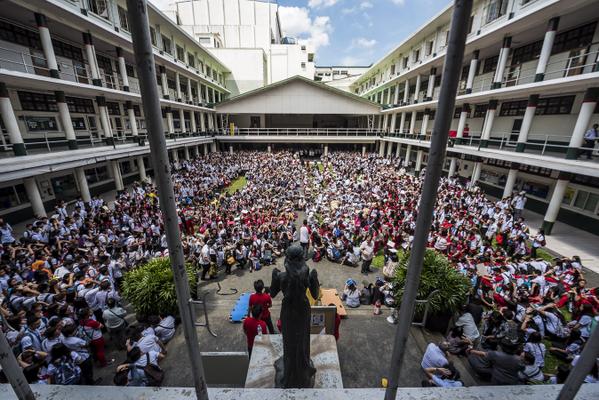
473, 104, 488, 118
511, 40, 543, 65
106, 102, 121, 115
96, 55, 113, 74
552, 22, 597, 54
88, 0, 110, 21
118, 6, 129, 31
162, 35, 172, 54
485, 0, 508, 24
536, 95, 575, 115
0, 184, 28, 211
150, 27, 157, 46
499, 100, 527, 117
52, 39, 83, 62
0, 21, 41, 50
188, 53, 195, 68
71, 117, 87, 130
24, 116, 59, 132
522, 180, 549, 199
18, 91, 58, 112
176, 45, 185, 61
482, 55, 499, 74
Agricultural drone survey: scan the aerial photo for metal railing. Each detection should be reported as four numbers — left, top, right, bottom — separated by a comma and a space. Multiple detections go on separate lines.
219, 128, 382, 136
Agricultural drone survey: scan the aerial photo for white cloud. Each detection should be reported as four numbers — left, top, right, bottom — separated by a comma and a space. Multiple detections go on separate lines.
341, 55, 367, 65
278, 6, 333, 51
390, 0, 407, 5
360, 1, 373, 9
308, 0, 339, 8
352, 37, 377, 49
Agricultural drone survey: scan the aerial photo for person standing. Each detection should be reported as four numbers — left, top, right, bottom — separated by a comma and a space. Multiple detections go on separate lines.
531, 229, 546, 259
359, 236, 375, 275
582, 123, 598, 160
512, 192, 527, 220
299, 219, 310, 260
243, 305, 267, 356
249, 280, 275, 334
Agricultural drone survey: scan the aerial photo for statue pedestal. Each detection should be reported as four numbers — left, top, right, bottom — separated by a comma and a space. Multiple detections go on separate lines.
245, 334, 343, 388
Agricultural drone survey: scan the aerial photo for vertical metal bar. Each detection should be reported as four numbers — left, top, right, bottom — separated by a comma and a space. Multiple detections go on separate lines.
125, 1, 209, 399
383, 1, 472, 399
557, 325, 599, 400
0, 329, 35, 400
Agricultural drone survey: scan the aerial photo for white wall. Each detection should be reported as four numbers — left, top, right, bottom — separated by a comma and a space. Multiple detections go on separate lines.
209, 48, 266, 95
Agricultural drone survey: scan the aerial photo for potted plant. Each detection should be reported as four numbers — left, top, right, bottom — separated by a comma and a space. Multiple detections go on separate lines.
392, 249, 470, 333
122, 257, 197, 322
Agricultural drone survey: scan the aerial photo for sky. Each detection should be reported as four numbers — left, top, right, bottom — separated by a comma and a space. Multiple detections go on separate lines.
277, 0, 451, 66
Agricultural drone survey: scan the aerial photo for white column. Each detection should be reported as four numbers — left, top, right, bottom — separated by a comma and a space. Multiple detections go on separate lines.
35, 14, 59, 79
137, 156, 147, 181
516, 95, 539, 152
83, 32, 101, 86
267, 145, 272, 153
179, 109, 186, 134
211, 141, 217, 153
187, 79, 193, 104
96, 96, 114, 145
74, 167, 91, 203
116, 47, 130, 91
448, 158, 457, 177
324, 144, 328, 156
390, 83, 400, 131
403, 144, 412, 167
183, 146, 190, 160
190, 111, 197, 134
409, 111, 417, 135
503, 167, 519, 198
55, 91, 77, 149
456, 103, 470, 139
110, 160, 124, 191
208, 113, 214, 131
403, 80, 410, 104
395, 142, 401, 158
413, 74, 421, 103
203, 143, 209, 155
399, 112, 407, 134
492, 36, 511, 89
24, 177, 46, 217
420, 109, 430, 137
171, 149, 179, 162
470, 162, 482, 187
480, 100, 498, 147
390, 113, 398, 132
160, 66, 169, 99
229, 145, 233, 155
542, 176, 569, 234
465, 50, 479, 94
425, 68, 436, 101
362, 145, 366, 156
415, 150, 423, 173
535, 18, 560, 82
165, 108, 174, 136
567, 88, 599, 159
0, 83, 26, 156
386, 141, 393, 157
125, 101, 139, 141
378, 141, 386, 157
175, 72, 183, 102
199, 112, 206, 132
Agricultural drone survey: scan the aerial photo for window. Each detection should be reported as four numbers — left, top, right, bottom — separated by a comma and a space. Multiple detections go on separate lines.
534, 95, 575, 115
482, 55, 499, 74
485, 0, 508, 24
133, 105, 141, 117
552, 22, 597, 54
24, 116, 58, 132
206, 66, 212, 78
66, 96, 95, 114
301, 45, 306, 51
106, 102, 121, 115
176, 45, 185, 61
18, 91, 57, 111
125, 64, 135, 77
573, 190, 599, 212
150, 27, 157, 46
521, 180, 550, 199
161, 35, 172, 54
71, 117, 87, 130
443, 31, 450, 47
52, 40, 83, 62
118, 6, 129, 31
88, 0, 110, 21
499, 100, 527, 116
511, 41, 543, 65
198, 61, 204, 74
390, 64, 396, 75
473, 104, 488, 118
187, 53, 195, 68
308, 53, 314, 62
301, 62, 306, 69
0, 184, 28, 211
468, 15, 474, 33
413, 49, 421, 62
0, 21, 41, 50
453, 107, 470, 118
402, 57, 409, 69
85, 166, 109, 184
96, 55, 113, 73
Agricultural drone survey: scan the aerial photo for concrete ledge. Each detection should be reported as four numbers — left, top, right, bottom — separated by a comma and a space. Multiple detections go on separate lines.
1, 384, 597, 399
215, 135, 378, 144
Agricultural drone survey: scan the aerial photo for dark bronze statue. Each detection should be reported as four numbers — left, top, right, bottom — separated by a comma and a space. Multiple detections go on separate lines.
270, 244, 320, 388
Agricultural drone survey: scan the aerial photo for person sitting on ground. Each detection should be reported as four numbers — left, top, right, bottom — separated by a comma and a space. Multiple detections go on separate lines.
150, 313, 176, 344
467, 341, 525, 385
518, 351, 545, 384
422, 362, 463, 388
421, 342, 450, 370
342, 279, 360, 308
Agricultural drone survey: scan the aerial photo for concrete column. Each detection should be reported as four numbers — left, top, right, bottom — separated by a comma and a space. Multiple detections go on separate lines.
171, 149, 179, 162
179, 109, 186, 134
567, 88, 599, 159
413, 74, 421, 103
187, 79, 193, 104
362, 145, 366, 156
395, 142, 401, 158
503, 166, 519, 198
96, 96, 114, 145
465, 50, 479, 94
415, 150, 424, 173
110, 160, 124, 191
190, 111, 197, 134
137, 156, 147, 181
82, 33, 101, 86
324, 144, 328, 156
183, 146, 190, 160
159, 66, 169, 99
35, 14, 59, 79
125, 101, 139, 144
535, 17, 560, 82
229, 145, 233, 155
480, 100, 498, 147
210, 141, 217, 153
199, 112, 206, 132
516, 95, 539, 152
448, 157, 457, 177
74, 167, 91, 203
403, 80, 410, 104
55, 91, 77, 149
165, 108, 174, 136
399, 112, 407, 134
116, 47, 130, 91
542, 174, 570, 234
267, 145, 272, 153
425, 68, 436, 101
203, 143, 209, 155
470, 161, 482, 187
175, 72, 183, 102
390, 113, 398, 133
456, 103, 470, 140
0, 83, 26, 156
378, 141, 386, 157
409, 111, 417, 135
24, 177, 46, 217
386, 141, 393, 157
403, 144, 412, 167
420, 109, 430, 137
208, 113, 214, 131
492, 36, 511, 89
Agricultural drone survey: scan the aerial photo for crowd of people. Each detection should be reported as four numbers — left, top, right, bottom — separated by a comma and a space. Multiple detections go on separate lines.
0, 149, 597, 389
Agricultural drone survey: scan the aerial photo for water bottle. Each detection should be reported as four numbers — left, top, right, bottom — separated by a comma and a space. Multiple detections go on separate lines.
257, 324, 263, 337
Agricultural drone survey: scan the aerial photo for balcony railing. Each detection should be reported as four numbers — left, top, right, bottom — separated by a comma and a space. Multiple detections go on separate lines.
219, 128, 382, 136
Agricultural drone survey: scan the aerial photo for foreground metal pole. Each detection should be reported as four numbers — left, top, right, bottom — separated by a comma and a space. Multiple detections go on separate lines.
126, 1, 208, 399
557, 324, 599, 400
383, 1, 472, 399
0, 330, 35, 400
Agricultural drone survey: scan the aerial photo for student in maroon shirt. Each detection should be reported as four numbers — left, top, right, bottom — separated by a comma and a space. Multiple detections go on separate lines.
249, 280, 275, 333
243, 304, 267, 355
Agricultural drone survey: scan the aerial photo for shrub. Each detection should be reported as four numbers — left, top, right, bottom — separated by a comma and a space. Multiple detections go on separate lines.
392, 249, 470, 316
122, 257, 197, 317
